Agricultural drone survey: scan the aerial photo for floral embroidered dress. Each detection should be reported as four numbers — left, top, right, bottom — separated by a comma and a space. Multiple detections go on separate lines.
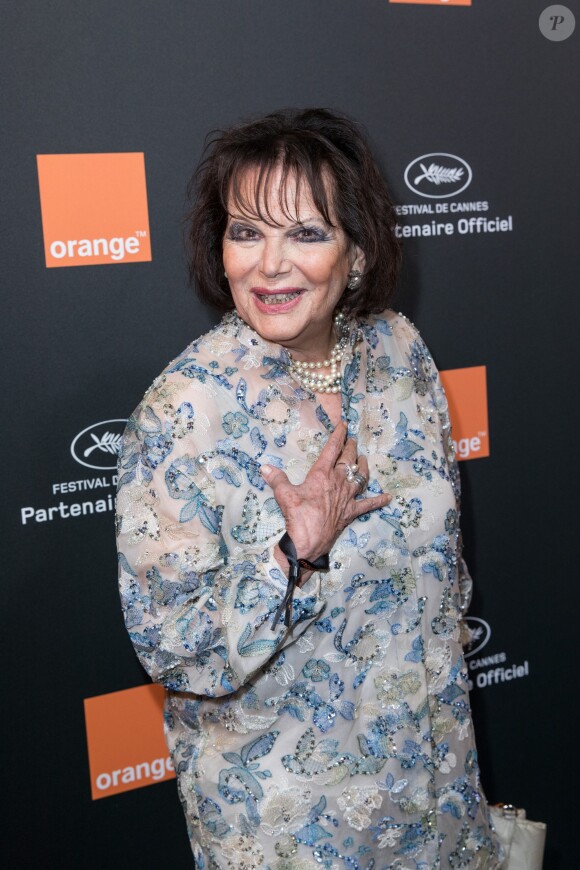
116, 309, 501, 869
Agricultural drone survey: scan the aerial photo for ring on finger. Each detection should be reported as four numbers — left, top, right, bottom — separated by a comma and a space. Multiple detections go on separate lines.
352, 471, 368, 493
337, 461, 359, 482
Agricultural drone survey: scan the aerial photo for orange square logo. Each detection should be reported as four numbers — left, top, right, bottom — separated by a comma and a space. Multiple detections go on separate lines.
84, 684, 174, 800
389, 1, 471, 6
37, 153, 152, 268
440, 365, 489, 461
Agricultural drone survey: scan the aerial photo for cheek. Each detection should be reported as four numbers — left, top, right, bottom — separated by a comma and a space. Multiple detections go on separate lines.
222, 241, 256, 276
301, 248, 348, 284
222, 248, 242, 278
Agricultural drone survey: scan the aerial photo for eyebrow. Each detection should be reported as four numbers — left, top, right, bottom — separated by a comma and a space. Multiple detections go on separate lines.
227, 213, 331, 226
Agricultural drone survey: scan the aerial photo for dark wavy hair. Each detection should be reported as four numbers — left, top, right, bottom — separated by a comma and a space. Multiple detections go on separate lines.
186, 108, 401, 316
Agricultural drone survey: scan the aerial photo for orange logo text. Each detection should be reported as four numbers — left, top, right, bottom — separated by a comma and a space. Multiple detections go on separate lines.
84, 684, 174, 799
37, 153, 151, 268
441, 365, 489, 461
389, 1, 471, 6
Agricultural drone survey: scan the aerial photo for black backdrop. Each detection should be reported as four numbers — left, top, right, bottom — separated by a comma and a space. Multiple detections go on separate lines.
2, 2, 578, 867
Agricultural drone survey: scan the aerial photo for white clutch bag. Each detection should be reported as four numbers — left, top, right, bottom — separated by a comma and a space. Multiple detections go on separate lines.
489, 804, 547, 869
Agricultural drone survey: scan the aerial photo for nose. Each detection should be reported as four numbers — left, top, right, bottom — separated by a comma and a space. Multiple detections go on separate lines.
259, 236, 290, 278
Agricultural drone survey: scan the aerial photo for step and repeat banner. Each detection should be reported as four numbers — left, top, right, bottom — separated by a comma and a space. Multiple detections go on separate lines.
2, 2, 577, 868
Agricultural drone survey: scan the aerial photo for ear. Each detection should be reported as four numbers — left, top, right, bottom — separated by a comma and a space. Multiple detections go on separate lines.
349, 244, 366, 275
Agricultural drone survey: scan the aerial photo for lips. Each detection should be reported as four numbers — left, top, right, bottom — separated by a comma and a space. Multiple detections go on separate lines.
250, 287, 305, 311
257, 291, 300, 304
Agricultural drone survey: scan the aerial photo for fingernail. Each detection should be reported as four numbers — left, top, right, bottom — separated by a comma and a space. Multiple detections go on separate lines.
261, 465, 272, 478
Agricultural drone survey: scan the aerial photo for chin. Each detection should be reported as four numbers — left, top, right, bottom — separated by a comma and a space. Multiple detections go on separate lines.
259, 323, 304, 344
244, 309, 309, 340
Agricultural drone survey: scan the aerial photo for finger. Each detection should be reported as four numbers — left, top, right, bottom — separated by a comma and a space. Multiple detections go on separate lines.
338, 437, 359, 467
261, 464, 290, 492
353, 455, 370, 492
357, 454, 369, 477
351, 492, 391, 517
335, 441, 361, 486
314, 421, 348, 470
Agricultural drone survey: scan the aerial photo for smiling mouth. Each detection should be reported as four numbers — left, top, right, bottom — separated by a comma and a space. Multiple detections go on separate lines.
255, 291, 302, 305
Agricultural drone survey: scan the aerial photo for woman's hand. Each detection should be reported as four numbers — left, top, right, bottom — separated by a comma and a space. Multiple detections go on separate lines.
261, 421, 391, 571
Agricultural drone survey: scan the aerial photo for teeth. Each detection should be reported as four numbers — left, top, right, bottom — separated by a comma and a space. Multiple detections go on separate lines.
259, 292, 300, 304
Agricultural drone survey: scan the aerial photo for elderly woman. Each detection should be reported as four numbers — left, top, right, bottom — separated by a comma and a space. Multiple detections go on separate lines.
116, 109, 501, 868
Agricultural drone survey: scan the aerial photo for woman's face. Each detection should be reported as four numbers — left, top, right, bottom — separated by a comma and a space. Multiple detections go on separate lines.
222, 166, 365, 361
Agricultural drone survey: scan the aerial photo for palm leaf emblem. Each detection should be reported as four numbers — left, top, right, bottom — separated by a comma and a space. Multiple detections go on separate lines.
466, 625, 483, 646
83, 431, 123, 458
414, 162, 464, 186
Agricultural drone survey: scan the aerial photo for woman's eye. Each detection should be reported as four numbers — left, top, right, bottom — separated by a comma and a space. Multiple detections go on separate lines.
227, 224, 259, 241
293, 226, 328, 243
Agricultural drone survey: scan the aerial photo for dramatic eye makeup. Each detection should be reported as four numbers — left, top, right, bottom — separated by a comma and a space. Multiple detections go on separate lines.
289, 225, 332, 243
226, 222, 260, 241
225, 217, 332, 243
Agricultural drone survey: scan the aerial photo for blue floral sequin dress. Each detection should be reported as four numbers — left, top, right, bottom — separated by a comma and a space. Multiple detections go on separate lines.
116, 310, 502, 869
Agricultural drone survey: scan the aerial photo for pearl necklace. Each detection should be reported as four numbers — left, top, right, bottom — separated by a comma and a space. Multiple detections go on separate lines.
287, 312, 349, 394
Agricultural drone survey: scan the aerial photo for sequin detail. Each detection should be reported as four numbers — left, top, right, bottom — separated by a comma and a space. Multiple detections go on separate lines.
117, 309, 501, 868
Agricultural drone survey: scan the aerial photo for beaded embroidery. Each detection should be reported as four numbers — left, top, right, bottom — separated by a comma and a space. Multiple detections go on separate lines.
116, 309, 501, 868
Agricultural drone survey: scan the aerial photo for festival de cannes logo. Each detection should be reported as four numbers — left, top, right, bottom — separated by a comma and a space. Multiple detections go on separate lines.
462, 616, 492, 658
70, 420, 127, 470
404, 153, 472, 199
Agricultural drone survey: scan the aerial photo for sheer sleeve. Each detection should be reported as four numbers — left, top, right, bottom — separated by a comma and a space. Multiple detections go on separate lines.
116, 383, 325, 698
397, 314, 473, 615
434, 382, 473, 616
